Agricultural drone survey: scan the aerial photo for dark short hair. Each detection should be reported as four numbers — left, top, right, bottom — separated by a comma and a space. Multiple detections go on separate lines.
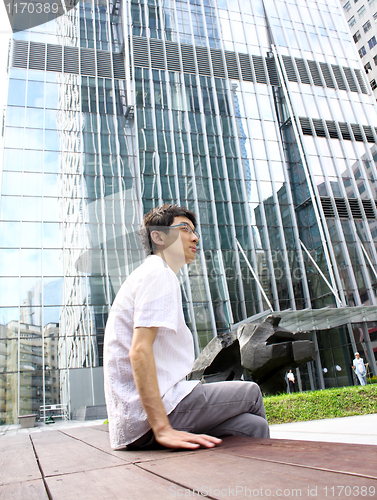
139, 204, 197, 255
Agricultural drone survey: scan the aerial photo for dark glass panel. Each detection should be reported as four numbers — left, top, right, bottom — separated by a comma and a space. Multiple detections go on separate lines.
218, 225, 233, 249
142, 174, 159, 199
195, 177, 211, 200
200, 225, 217, 249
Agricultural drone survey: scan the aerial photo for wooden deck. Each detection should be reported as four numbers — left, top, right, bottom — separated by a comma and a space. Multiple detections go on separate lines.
1, 424, 377, 499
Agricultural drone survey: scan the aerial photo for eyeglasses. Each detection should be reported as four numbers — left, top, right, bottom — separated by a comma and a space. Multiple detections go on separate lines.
170, 223, 200, 240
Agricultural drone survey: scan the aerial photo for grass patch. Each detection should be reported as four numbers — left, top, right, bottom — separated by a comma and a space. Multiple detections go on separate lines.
264, 385, 377, 425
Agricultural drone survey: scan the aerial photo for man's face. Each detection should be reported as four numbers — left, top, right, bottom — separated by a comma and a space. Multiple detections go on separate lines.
167, 216, 199, 264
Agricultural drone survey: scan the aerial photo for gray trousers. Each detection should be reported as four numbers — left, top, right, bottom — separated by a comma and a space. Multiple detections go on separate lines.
128, 381, 269, 449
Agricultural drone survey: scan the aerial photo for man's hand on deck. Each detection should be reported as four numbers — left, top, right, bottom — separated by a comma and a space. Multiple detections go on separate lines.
155, 426, 222, 450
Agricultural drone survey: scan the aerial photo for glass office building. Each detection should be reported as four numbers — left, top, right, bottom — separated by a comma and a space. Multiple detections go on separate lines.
1, 0, 377, 423
339, 0, 377, 101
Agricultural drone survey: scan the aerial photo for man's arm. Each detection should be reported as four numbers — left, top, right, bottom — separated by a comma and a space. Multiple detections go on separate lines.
129, 326, 221, 450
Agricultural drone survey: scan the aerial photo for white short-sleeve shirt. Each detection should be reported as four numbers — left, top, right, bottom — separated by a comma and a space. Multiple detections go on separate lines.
104, 255, 199, 449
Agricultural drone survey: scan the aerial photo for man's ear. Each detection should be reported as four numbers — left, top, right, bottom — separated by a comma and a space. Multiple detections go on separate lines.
150, 230, 165, 249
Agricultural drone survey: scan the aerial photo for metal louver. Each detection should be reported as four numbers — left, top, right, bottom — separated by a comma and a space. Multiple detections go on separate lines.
113, 53, 126, 79
252, 55, 267, 84
339, 122, 351, 141
12, 40, 28, 68
29, 42, 45, 71
196, 46, 211, 76
266, 57, 280, 86
354, 69, 368, 94
350, 123, 364, 142
81, 48, 95, 76
180, 44, 196, 74
238, 53, 253, 82
97, 51, 112, 78
321, 197, 335, 218
210, 48, 225, 78
46, 44, 62, 72
225, 51, 239, 80
363, 125, 375, 143
299, 117, 313, 135
150, 39, 165, 70
350, 123, 363, 142
349, 198, 363, 219
133, 36, 149, 68
362, 199, 376, 219
11, 39, 125, 80
9, 38, 368, 93
343, 67, 358, 92
331, 65, 347, 91
326, 121, 339, 139
166, 41, 181, 72
313, 119, 326, 137
295, 58, 311, 84
307, 60, 323, 86
64, 46, 79, 74
319, 62, 336, 88
334, 198, 349, 218
282, 55, 298, 82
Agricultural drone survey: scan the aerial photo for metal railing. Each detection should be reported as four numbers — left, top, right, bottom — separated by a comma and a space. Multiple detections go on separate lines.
39, 404, 68, 422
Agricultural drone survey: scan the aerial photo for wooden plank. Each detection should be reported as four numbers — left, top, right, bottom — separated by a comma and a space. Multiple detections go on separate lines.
0, 434, 41, 485
58, 426, 132, 462
93, 423, 109, 433
30, 430, 126, 477
60, 425, 195, 464
138, 450, 377, 500
0, 479, 48, 500
45, 464, 192, 499
217, 436, 377, 478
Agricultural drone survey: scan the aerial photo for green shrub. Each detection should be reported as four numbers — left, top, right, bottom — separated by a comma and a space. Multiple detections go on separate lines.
264, 385, 377, 425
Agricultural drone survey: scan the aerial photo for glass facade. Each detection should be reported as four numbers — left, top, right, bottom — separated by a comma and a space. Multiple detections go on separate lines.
1, 0, 377, 422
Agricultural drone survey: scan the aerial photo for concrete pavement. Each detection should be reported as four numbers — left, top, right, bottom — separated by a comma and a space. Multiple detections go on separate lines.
269, 413, 377, 445
0, 418, 106, 437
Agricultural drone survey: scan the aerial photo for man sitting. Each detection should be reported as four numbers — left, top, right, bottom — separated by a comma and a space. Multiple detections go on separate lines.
104, 204, 269, 450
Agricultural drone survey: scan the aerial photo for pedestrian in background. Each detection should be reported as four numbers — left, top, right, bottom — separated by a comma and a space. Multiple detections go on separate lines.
352, 352, 368, 386
287, 370, 295, 393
